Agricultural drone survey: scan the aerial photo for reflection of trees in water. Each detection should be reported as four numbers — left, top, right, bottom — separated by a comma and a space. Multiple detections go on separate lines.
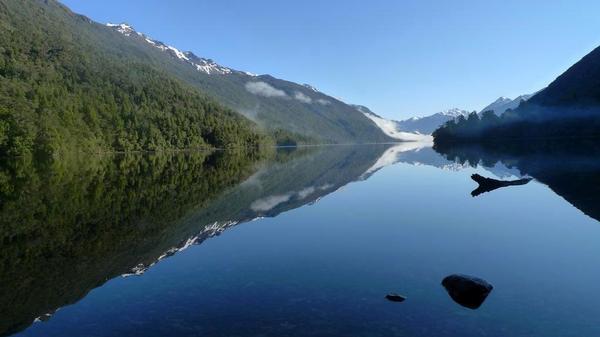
433, 140, 600, 223
0, 144, 391, 337
0, 151, 261, 337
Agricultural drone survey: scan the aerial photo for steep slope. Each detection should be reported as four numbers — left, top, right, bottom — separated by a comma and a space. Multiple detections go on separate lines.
526, 45, 600, 108
103, 23, 392, 144
0, 0, 267, 156
396, 108, 470, 134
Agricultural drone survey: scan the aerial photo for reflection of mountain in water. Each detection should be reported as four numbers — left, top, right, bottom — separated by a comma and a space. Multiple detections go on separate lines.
433, 141, 600, 223
0, 145, 392, 337
364, 142, 523, 179
368, 141, 600, 223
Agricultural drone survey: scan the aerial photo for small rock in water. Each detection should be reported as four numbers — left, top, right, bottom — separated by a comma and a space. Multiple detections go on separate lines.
385, 293, 407, 302
441, 274, 493, 309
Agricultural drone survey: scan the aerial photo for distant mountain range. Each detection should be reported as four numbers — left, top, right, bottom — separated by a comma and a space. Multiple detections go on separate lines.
390, 94, 535, 136
395, 108, 471, 134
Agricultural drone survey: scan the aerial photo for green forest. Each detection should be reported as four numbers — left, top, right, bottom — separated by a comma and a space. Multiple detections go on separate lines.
0, 0, 271, 157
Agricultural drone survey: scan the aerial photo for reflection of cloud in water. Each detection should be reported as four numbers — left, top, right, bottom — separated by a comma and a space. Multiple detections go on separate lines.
252, 183, 337, 210
297, 187, 316, 199
250, 194, 292, 212
319, 183, 333, 190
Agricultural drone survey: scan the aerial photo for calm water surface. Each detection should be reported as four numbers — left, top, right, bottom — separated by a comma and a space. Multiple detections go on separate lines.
3, 143, 600, 337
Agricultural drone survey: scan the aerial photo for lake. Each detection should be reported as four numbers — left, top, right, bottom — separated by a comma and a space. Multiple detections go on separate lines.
2, 143, 600, 337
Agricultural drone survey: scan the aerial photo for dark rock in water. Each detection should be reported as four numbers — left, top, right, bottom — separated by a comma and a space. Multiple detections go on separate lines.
441, 274, 493, 309
385, 293, 407, 302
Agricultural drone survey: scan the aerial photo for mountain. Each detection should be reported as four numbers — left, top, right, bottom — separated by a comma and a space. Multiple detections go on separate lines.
0, 0, 268, 156
434, 43, 600, 142
103, 23, 392, 144
479, 94, 534, 116
395, 108, 471, 134
526, 44, 600, 108
352, 105, 431, 141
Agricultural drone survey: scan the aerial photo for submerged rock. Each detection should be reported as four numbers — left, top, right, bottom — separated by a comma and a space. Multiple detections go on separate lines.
385, 293, 407, 302
441, 274, 493, 309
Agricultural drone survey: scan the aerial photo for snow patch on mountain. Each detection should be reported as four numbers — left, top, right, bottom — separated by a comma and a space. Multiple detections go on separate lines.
106, 23, 135, 36
395, 108, 471, 134
107, 22, 248, 76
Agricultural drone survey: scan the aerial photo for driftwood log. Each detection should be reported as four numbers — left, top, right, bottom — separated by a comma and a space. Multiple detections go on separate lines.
471, 174, 532, 197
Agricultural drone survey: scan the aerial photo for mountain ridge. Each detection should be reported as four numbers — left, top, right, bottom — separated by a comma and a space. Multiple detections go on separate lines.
104, 22, 393, 144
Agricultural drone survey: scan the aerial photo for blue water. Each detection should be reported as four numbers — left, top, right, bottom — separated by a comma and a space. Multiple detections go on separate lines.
6, 145, 600, 337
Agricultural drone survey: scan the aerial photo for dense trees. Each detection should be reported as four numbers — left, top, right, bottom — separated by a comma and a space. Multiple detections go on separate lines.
0, 0, 270, 157
433, 108, 600, 144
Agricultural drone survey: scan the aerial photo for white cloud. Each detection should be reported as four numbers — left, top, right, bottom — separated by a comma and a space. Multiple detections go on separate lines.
245, 81, 287, 98
316, 98, 331, 105
294, 91, 312, 104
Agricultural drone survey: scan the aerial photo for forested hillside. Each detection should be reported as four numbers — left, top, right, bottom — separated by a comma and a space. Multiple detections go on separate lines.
433, 43, 600, 143
0, 0, 268, 156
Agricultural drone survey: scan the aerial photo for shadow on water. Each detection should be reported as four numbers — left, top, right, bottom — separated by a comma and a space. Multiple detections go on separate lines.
0, 144, 393, 337
434, 140, 600, 222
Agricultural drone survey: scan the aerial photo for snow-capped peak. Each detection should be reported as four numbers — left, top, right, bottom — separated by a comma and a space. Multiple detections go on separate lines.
106, 22, 253, 76
106, 23, 136, 36
439, 108, 470, 117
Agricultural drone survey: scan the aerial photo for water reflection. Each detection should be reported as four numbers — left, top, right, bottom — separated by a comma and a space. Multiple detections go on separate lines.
433, 141, 600, 222
0, 145, 391, 337
0, 151, 260, 336
3, 140, 600, 336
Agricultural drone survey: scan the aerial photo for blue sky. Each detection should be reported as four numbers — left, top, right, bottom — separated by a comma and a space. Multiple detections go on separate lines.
62, 0, 600, 119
